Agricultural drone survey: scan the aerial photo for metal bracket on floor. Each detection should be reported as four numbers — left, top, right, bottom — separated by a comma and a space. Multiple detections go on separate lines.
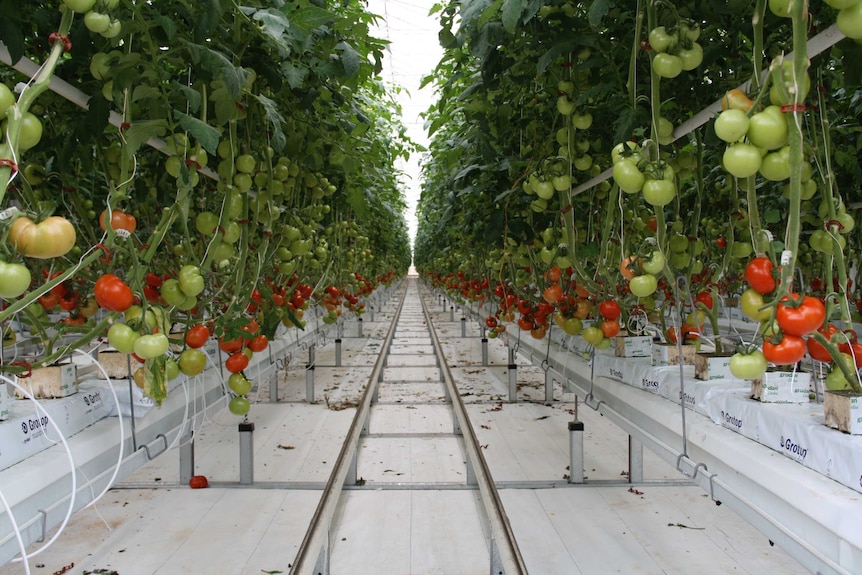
179, 429, 195, 485
628, 435, 644, 484
507, 345, 517, 402
139, 433, 169, 461
239, 421, 254, 485
543, 363, 554, 403
568, 398, 585, 484
314, 538, 329, 575
306, 363, 315, 403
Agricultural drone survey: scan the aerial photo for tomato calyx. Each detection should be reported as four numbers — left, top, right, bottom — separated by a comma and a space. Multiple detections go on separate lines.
48, 32, 72, 52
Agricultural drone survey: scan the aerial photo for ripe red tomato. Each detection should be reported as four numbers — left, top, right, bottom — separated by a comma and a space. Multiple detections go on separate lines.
776, 294, 825, 337
185, 324, 211, 348
94, 274, 134, 312
99, 209, 137, 233
807, 324, 838, 362
762, 334, 807, 365
695, 291, 714, 310
225, 351, 250, 373
745, 257, 776, 294
188, 475, 208, 489
600, 319, 621, 338
598, 300, 622, 321
542, 284, 563, 303
485, 315, 498, 329
517, 316, 534, 331
247, 334, 268, 352
219, 336, 243, 353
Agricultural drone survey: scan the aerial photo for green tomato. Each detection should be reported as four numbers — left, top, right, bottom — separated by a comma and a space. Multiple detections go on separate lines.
653, 53, 683, 79
0, 260, 31, 299
838, 2, 862, 39
747, 107, 787, 151
178, 348, 207, 376
228, 372, 253, 395
740, 288, 770, 322
723, 144, 762, 178
759, 147, 791, 181
165, 357, 180, 381
629, 274, 658, 298
160, 279, 187, 307
107, 323, 140, 354
229, 396, 251, 415
648, 26, 676, 53
134, 333, 170, 359
641, 178, 676, 207
714, 109, 750, 143
678, 42, 703, 71
641, 250, 666, 275
729, 350, 768, 379
195, 211, 219, 235
613, 159, 645, 194
64, 0, 97, 13
582, 326, 604, 345
0, 83, 15, 117
84, 11, 111, 33
178, 264, 205, 297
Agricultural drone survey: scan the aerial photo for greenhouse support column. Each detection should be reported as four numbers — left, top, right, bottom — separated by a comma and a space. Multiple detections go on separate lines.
450, 305, 455, 322
545, 369, 554, 403
239, 421, 254, 485
357, 317, 363, 337
334, 338, 342, 367
306, 363, 315, 403
508, 346, 517, 402
629, 436, 644, 484
179, 429, 194, 485
568, 420, 585, 484
481, 336, 488, 366
460, 315, 466, 337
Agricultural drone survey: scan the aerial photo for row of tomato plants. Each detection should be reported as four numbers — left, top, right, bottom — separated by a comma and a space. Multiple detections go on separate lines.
0, 0, 411, 412
416, 0, 862, 391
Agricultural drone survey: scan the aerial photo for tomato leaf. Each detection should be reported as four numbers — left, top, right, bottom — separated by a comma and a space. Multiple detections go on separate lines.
0, 18, 24, 64
281, 61, 309, 90
587, 0, 613, 27
501, 0, 525, 34
254, 94, 287, 153
174, 111, 220, 156
123, 119, 170, 156
290, 5, 335, 34
184, 42, 250, 99
335, 41, 361, 78
171, 82, 202, 114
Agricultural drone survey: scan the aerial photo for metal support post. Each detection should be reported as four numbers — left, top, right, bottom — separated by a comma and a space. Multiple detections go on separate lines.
466, 456, 477, 485
308, 343, 315, 366
507, 346, 517, 402
306, 364, 315, 403
450, 305, 455, 322
346, 451, 358, 485
370, 304, 375, 322
481, 337, 489, 366
545, 369, 555, 403
460, 316, 466, 337
335, 338, 342, 367
568, 398, 584, 484
179, 429, 194, 485
239, 421, 254, 485
270, 357, 281, 403
628, 435, 644, 484
357, 317, 363, 337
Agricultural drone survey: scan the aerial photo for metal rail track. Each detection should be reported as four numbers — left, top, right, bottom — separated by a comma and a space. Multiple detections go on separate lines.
289, 277, 527, 575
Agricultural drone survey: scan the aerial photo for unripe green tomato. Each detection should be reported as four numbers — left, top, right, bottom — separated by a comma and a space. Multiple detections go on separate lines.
134, 333, 170, 359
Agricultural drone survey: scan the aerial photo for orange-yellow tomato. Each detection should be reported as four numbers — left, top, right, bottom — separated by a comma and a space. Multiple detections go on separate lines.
8, 216, 76, 259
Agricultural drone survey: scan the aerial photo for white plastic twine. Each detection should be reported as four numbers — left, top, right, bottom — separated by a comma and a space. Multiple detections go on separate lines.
0, 487, 31, 575
0, 374, 76, 566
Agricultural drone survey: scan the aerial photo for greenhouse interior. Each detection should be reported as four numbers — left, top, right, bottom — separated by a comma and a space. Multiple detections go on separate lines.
1, 0, 861, 574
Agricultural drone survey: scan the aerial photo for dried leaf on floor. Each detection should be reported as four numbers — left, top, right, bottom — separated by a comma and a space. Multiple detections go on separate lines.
277, 444, 295, 450
668, 523, 704, 530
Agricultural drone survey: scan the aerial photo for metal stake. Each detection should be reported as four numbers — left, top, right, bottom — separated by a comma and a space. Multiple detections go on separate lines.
335, 338, 342, 366
568, 398, 584, 484
179, 429, 194, 485
357, 317, 363, 337
460, 316, 466, 337
481, 337, 489, 366
629, 436, 644, 484
239, 421, 254, 485
306, 364, 315, 403
507, 346, 517, 402
545, 369, 555, 403
450, 305, 455, 322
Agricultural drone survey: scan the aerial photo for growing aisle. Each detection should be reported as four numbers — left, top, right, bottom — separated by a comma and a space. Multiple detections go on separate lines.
0, 279, 806, 574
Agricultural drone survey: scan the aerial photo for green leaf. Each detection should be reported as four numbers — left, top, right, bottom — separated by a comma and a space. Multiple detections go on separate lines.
290, 5, 335, 33
0, 18, 24, 64
171, 82, 202, 114
254, 94, 287, 153
253, 8, 291, 42
479, 0, 503, 29
132, 85, 162, 103
155, 15, 177, 40
763, 209, 781, 224
587, 0, 613, 27
501, 0, 524, 34
281, 61, 309, 89
123, 120, 170, 156
184, 42, 250, 99
336, 41, 361, 77
174, 111, 220, 156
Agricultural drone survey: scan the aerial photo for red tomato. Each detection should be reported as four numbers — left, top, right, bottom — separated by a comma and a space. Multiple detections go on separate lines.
598, 300, 622, 321
600, 319, 621, 338
99, 209, 137, 233
695, 291, 714, 310
745, 257, 776, 294
247, 334, 268, 352
776, 294, 825, 336
240, 318, 260, 336
517, 316, 534, 331
485, 316, 498, 329
762, 334, 807, 365
225, 351, 250, 373
188, 475, 208, 489
94, 274, 134, 312
807, 324, 838, 362
542, 284, 563, 303
544, 265, 562, 283
185, 324, 211, 348
219, 336, 244, 353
